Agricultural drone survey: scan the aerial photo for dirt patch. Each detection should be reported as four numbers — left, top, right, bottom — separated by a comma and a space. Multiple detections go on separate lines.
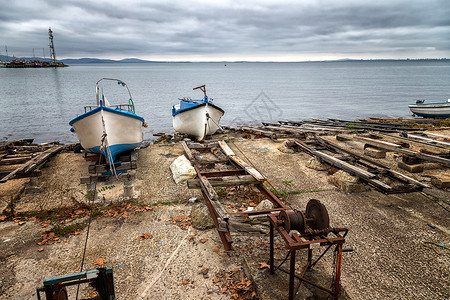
0, 138, 449, 299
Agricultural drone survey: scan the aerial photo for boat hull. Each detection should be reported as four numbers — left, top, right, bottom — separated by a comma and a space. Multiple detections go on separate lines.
173, 103, 224, 141
409, 102, 450, 118
69, 107, 144, 160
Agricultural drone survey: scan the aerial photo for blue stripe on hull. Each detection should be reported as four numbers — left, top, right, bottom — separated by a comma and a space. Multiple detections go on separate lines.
413, 113, 450, 118
86, 142, 141, 161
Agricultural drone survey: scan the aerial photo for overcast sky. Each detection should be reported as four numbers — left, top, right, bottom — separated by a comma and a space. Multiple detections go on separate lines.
1, 0, 449, 61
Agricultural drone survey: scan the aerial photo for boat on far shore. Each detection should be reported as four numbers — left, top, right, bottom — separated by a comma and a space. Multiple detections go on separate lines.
408, 99, 450, 118
172, 85, 224, 141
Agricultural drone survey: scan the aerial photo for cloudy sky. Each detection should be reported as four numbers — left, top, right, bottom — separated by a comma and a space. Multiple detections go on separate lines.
1, 0, 449, 61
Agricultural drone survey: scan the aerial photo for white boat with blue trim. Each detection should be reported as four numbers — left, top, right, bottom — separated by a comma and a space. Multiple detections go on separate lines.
172, 85, 224, 141
409, 99, 450, 118
69, 78, 147, 163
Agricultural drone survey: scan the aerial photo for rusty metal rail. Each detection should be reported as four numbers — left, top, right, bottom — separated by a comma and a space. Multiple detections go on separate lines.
181, 140, 287, 250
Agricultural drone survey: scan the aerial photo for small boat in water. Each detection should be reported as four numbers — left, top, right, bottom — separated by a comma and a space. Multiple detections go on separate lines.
408, 99, 450, 118
172, 85, 224, 141
69, 78, 147, 164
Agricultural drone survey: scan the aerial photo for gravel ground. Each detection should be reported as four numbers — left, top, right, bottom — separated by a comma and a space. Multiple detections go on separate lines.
0, 136, 449, 299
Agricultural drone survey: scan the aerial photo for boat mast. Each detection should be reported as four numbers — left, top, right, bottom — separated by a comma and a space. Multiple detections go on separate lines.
193, 85, 207, 98
48, 28, 57, 63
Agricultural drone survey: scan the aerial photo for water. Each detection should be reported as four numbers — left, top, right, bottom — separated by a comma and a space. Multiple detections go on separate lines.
1, 61, 449, 143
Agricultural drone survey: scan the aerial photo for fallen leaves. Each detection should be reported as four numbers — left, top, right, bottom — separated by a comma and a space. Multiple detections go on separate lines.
0, 215, 7, 221
172, 215, 192, 230
37, 248, 44, 252
138, 233, 153, 240
213, 269, 257, 300
200, 238, 208, 244
93, 258, 106, 266
258, 262, 270, 269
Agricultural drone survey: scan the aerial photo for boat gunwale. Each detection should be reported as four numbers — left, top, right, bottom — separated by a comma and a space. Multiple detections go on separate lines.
69, 106, 145, 125
172, 101, 224, 117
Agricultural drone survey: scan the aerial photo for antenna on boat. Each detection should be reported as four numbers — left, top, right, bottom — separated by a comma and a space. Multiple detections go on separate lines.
193, 85, 207, 97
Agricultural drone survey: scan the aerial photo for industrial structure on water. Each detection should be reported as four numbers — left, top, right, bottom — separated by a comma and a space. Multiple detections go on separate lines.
0, 28, 67, 68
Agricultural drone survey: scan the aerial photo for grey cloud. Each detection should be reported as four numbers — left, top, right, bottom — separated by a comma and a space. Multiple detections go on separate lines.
0, 0, 449, 60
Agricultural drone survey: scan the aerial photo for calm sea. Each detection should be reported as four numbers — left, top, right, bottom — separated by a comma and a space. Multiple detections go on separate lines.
1, 61, 449, 143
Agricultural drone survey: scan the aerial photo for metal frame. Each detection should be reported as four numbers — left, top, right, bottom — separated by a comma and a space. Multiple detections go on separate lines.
268, 213, 347, 300
36, 267, 115, 300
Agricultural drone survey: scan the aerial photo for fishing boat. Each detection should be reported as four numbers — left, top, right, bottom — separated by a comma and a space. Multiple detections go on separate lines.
172, 85, 224, 141
69, 78, 147, 164
408, 99, 450, 118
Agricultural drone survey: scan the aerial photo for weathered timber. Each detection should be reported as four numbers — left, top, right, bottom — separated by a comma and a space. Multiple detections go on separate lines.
80, 172, 135, 184
187, 175, 259, 189
375, 133, 450, 154
263, 125, 307, 136
198, 172, 218, 200
354, 137, 450, 166
316, 137, 429, 189
353, 136, 403, 148
180, 141, 194, 160
229, 156, 266, 181
423, 132, 450, 140
192, 156, 229, 165
239, 126, 278, 138
0, 146, 63, 183
88, 161, 137, 174
291, 140, 393, 191
218, 139, 266, 181
218, 140, 235, 156
405, 133, 450, 147
0, 156, 32, 165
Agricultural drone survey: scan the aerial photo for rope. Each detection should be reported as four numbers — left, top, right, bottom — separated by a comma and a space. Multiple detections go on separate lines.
75, 178, 98, 299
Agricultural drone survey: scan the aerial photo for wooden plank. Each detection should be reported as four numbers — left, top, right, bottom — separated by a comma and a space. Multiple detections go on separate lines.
1, 146, 63, 183
240, 127, 278, 138
180, 141, 194, 161
88, 161, 137, 174
218, 140, 235, 156
187, 175, 259, 189
312, 150, 376, 180
229, 156, 266, 181
80, 172, 135, 184
354, 136, 403, 148
316, 137, 429, 189
375, 133, 450, 154
198, 175, 218, 200
0, 156, 32, 165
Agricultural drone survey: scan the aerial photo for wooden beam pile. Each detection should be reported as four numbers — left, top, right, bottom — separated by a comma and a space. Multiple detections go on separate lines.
0, 140, 64, 183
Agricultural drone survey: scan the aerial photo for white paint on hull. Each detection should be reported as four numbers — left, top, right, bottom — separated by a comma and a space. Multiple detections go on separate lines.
72, 108, 143, 151
409, 103, 450, 117
173, 104, 224, 141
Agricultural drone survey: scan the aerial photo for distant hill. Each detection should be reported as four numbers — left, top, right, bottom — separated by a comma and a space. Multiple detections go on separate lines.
61, 57, 159, 64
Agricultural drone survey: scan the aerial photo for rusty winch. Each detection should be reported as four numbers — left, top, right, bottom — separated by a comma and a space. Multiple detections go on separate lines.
277, 199, 330, 232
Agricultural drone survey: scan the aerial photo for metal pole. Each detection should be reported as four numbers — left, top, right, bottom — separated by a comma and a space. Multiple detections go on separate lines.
289, 249, 296, 300
269, 221, 274, 274
333, 244, 343, 298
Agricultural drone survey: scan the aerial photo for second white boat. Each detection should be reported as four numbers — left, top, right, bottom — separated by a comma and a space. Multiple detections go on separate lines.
172, 85, 224, 141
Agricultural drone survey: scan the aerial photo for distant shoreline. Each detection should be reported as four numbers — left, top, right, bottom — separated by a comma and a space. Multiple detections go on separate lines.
1, 55, 448, 65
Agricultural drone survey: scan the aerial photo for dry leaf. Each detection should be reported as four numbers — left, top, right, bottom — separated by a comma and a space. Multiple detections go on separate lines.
138, 233, 153, 240
200, 238, 208, 244
38, 248, 44, 252
0, 215, 7, 221
93, 258, 106, 266
231, 268, 240, 273
182, 280, 189, 285
258, 262, 270, 269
